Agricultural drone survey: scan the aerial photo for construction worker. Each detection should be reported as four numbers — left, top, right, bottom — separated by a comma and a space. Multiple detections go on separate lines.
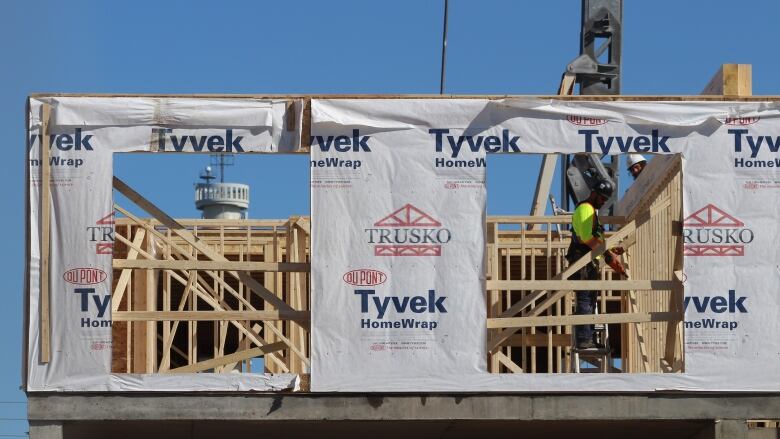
626, 154, 647, 180
566, 179, 626, 349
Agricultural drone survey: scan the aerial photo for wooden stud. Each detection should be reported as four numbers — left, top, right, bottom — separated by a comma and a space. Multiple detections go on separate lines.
528, 154, 559, 229
145, 226, 156, 373
39, 103, 52, 364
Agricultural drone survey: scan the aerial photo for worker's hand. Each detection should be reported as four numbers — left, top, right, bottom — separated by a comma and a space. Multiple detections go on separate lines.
606, 253, 626, 275
610, 247, 625, 255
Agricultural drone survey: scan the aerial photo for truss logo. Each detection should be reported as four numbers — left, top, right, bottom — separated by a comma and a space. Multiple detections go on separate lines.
343, 269, 387, 286
86, 212, 114, 255
63, 268, 107, 285
566, 115, 608, 126
724, 116, 759, 126
683, 204, 754, 256
364, 204, 451, 256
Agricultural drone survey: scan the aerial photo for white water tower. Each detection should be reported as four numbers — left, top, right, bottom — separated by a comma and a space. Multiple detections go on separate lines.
194, 155, 249, 220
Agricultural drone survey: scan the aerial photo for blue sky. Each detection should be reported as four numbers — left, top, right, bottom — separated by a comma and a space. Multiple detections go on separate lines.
2, 0, 780, 434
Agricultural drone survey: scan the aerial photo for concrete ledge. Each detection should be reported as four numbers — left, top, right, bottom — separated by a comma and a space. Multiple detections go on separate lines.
27, 393, 780, 422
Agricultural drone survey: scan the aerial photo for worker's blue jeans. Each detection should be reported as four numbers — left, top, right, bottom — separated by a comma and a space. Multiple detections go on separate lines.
573, 262, 600, 344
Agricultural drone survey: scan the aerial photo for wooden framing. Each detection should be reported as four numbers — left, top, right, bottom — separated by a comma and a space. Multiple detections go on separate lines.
111, 177, 310, 374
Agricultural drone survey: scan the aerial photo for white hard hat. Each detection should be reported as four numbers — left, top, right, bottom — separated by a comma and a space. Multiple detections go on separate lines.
626, 154, 647, 168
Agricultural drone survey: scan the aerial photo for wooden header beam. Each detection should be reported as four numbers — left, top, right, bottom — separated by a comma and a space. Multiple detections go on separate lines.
29, 93, 774, 100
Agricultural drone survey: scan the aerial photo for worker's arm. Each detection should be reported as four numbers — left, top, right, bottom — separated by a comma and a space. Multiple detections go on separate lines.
572, 203, 602, 249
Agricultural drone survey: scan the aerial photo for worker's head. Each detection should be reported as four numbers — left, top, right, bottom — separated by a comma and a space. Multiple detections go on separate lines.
626, 154, 647, 179
589, 179, 614, 208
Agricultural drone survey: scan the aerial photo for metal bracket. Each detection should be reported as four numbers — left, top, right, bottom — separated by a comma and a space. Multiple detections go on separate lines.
566, 0, 622, 95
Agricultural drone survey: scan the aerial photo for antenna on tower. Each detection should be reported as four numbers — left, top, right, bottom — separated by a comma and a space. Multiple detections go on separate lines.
210, 153, 235, 183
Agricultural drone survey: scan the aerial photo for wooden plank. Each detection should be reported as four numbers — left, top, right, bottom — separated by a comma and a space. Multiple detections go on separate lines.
112, 259, 310, 272
487, 280, 679, 291
487, 280, 680, 291
702, 64, 752, 96
528, 154, 558, 229
493, 351, 523, 374
29, 92, 780, 101
301, 98, 312, 151
487, 221, 500, 373
488, 311, 678, 329
263, 241, 281, 374
290, 219, 309, 373
166, 342, 286, 374
115, 217, 288, 227
39, 104, 52, 364
625, 266, 650, 373
506, 333, 571, 347
145, 230, 156, 373
131, 228, 150, 373
161, 229, 172, 372
557, 72, 576, 95
158, 270, 196, 372
114, 311, 311, 321
490, 215, 625, 224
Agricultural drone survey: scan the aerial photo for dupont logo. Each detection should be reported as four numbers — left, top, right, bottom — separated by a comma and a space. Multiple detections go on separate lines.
364, 204, 452, 256
86, 212, 114, 255
725, 116, 760, 126
683, 204, 754, 256
343, 269, 387, 286
369, 343, 386, 352
63, 268, 107, 285
566, 115, 607, 126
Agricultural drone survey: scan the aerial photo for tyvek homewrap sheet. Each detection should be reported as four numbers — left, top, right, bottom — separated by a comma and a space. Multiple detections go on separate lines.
310, 100, 490, 390
26, 96, 302, 391
26, 96, 780, 392
311, 98, 780, 392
